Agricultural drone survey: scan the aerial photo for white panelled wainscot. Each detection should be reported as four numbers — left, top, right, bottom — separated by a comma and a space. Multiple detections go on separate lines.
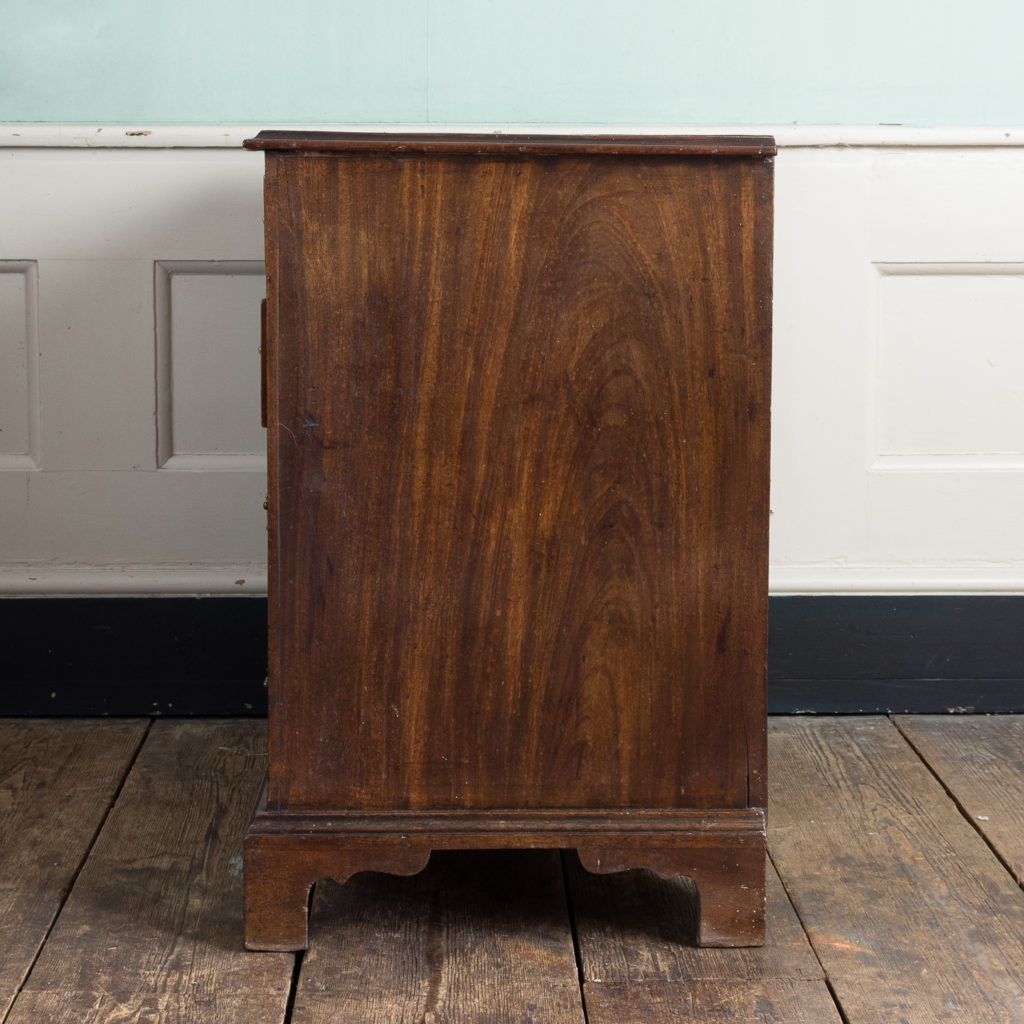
2, 126, 1023, 595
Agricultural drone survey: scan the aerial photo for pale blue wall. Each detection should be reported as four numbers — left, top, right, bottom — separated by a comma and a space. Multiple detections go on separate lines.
4, 0, 1022, 125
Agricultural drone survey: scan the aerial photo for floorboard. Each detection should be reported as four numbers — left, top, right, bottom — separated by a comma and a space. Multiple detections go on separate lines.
4, 720, 293, 1024
0, 719, 147, 1022
290, 849, 585, 1024
6, 714, 1024, 1022
895, 715, 1024, 886
582, 979, 845, 1023
769, 717, 1024, 1023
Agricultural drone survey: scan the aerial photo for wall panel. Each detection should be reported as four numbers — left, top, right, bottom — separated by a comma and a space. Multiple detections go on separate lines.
0, 262, 38, 469
874, 264, 1024, 463
155, 261, 266, 469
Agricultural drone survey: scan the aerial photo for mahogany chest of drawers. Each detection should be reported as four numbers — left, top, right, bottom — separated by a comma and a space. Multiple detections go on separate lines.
242, 131, 774, 950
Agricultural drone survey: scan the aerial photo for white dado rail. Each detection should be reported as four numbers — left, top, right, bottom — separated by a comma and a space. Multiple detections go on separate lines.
2, 126, 1023, 595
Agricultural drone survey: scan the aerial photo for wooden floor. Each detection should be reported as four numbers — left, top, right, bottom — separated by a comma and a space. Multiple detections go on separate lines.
3, 717, 1024, 1023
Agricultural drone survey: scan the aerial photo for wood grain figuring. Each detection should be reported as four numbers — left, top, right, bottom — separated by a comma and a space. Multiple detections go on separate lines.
895, 715, 1024, 885
265, 147, 772, 813
8, 721, 292, 1024
769, 718, 1024, 1022
0, 720, 147, 1020
290, 850, 584, 1024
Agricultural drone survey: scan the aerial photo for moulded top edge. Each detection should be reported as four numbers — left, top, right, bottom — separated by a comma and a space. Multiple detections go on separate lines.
242, 130, 776, 157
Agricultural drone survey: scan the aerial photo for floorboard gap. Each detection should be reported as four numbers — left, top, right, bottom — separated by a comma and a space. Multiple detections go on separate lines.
824, 977, 854, 1024
559, 850, 591, 1024
891, 714, 1024, 892
281, 949, 303, 1024
766, 847, 849, 1023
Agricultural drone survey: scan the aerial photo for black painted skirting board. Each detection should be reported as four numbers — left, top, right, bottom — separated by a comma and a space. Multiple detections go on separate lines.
1, 598, 268, 717
1, 596, 1021, 716
769, 596, 1024, 714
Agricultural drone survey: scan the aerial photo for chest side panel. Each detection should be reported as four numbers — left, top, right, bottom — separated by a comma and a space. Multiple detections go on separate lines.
265, 150, 771, 811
